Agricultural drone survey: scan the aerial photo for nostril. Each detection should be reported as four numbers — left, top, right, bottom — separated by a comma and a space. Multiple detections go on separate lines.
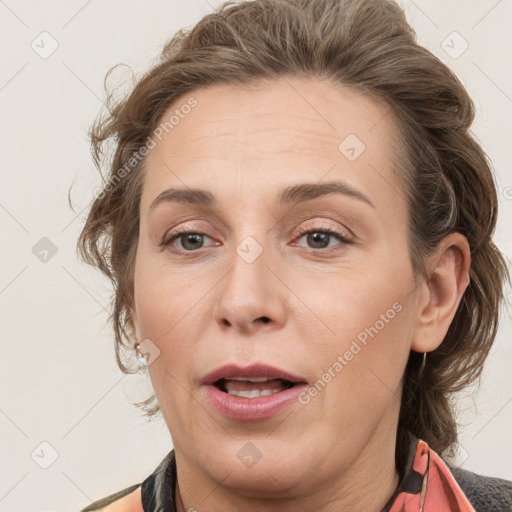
260, 316, 270, 323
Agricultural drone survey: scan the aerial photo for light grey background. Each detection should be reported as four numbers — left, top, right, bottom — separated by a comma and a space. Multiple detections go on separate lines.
0, 1, 510, 511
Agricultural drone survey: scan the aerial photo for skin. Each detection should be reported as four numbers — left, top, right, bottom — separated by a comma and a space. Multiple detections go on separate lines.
100, 487, 142, 512
129, 76, 470, 512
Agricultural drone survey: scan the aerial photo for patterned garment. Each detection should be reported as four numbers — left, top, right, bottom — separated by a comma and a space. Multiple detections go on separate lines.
81, 437, 481, 511
381, 439, 475, 512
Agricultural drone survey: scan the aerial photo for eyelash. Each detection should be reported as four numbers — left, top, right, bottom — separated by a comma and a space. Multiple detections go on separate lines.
161, 225, 352, 254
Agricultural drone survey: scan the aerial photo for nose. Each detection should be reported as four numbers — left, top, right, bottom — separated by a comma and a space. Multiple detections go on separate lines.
212, 236, 288, 335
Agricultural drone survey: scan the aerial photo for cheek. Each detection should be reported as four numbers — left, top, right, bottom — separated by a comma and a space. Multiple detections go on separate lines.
306, 264, 412, 346
133, 248, 211, 342
135, 281, 209, 422
136, 291, 210, 367
132, 265, 216, 406
303, 264, 415, 401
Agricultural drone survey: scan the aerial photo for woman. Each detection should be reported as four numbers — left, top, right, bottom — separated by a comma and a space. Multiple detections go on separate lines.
77, 0, 512, 510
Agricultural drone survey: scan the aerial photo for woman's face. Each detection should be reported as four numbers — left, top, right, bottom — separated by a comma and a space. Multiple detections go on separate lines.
131, 77, 423, 497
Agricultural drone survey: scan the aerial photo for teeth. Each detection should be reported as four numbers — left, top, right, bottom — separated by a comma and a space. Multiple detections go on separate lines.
228, 377, 271, 382
227, 388, 280, 398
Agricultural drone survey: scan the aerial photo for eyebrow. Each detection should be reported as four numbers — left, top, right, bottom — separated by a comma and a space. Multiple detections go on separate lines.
148, 180, 375, 213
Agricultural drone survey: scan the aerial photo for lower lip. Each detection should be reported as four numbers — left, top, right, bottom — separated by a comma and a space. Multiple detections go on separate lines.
203, 383, 308, 420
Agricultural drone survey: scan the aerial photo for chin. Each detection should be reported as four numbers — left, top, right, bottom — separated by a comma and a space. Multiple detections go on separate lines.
195, 438, 314, 496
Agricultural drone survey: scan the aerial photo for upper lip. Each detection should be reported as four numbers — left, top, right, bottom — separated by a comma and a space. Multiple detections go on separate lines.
201, 363, 308, 385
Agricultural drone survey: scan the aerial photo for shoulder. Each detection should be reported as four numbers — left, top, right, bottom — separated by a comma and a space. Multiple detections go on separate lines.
79, 483, 143, 512
78, 449, 176, 512
448, 465, 512, 512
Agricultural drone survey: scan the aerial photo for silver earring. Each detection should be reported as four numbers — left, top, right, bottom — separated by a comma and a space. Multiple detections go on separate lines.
134, 338, 161, 366
134, 342, 148, 367
418, 351, 427, 380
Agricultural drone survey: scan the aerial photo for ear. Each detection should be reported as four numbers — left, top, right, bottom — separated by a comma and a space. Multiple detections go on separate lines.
411, 233, 471, 353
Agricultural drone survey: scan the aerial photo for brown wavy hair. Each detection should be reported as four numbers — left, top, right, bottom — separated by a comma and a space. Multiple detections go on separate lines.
75, 0, 509, 477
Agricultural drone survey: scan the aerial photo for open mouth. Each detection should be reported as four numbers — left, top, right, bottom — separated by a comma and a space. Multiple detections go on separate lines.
214, 377, 296, 398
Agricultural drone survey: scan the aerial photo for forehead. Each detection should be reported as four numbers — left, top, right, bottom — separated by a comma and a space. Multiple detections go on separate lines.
152, 78, 394, 153
140, 77, 404, 215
